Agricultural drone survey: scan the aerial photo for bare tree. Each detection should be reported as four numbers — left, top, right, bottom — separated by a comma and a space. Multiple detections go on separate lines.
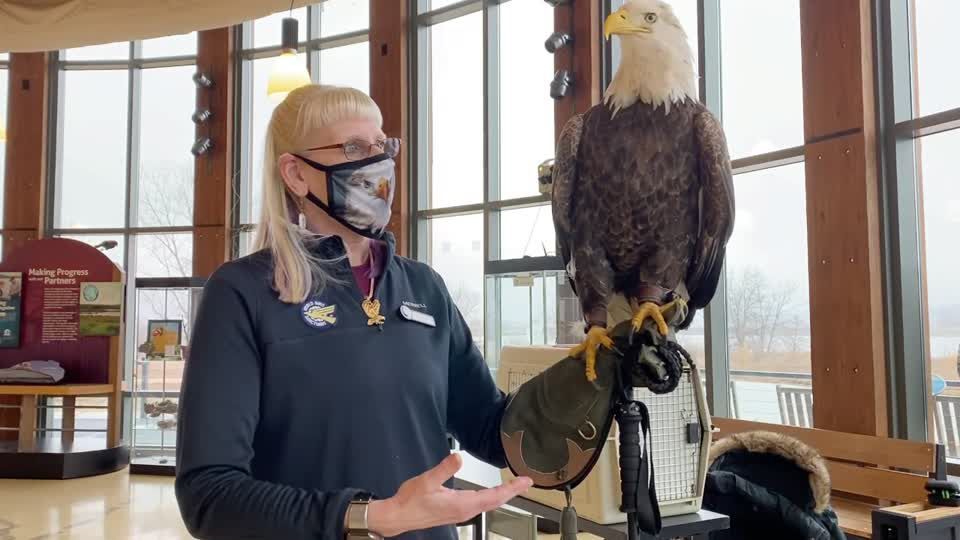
449, 282, 483, 338
726, 267, 800, 354
136, 163, 195, 342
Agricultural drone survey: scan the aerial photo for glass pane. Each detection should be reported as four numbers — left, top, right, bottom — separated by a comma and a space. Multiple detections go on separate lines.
0, 68, 7, 221
720, 0, 803, 159
320, 42, 370, 94
610, 0, 699, 100
0, 53, 8, 61
58, 71, 129, 229
919, 130, 960, 458
238, 229, 258, 258
320, 0, 370, 36
253, 8, 308, 48
420, 0, 464, 12
59, 234, 126, 270
498, 205, 556, 260
913, 1, 960, 117
134, 233, 193, 278
725, 163, 811, 424
429, 12, 483, 208
245, 53, 309, 225
678, 311, 705, 373
498, 273, 558, 347
498, 0, 554, 201
138, 66, 195, 227
64, 42, 130, 61
141, 33, 197, 58
426, 214, 484, 346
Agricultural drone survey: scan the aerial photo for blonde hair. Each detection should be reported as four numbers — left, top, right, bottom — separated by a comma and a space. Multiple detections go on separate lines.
253, 84, 384, 304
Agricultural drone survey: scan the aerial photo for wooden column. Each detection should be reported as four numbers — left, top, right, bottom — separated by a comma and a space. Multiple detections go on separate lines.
370, 0, 409, 257
800, 0, 887, 435
193, 28, 234, 277
2, 53, 49, 255
1, 53, 50, 440
553, 0, 601, 140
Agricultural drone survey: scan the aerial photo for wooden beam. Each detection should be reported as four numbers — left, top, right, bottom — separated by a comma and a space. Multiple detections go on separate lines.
1, 52, 50, 440
370, 0, 409, 257
192, 28, 234, 277
2, 53, 49, 242
553, 0, 602, 141
799, 0, 887, 435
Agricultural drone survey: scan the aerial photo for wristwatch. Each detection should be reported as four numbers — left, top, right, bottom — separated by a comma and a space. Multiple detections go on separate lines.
344, 496, 383, 540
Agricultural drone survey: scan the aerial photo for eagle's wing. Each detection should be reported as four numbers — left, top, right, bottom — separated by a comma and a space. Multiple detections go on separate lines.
686, 109, 735, 311
552, 113, 584, 279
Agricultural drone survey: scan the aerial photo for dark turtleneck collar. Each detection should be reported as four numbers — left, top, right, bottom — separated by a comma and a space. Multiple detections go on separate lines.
304, 231, 398, 279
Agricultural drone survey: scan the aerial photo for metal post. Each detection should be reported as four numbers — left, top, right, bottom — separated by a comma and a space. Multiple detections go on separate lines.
697, 0, 731, 418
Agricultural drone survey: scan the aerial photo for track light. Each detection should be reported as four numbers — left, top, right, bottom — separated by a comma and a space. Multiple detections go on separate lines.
544, 32, 572, 53
550, 70, 573, 99
543, 0, 572, 6
192, 109, 213, 124
193, 72, 214, 88
191, 137, 213, 156
267, 17, 311, 103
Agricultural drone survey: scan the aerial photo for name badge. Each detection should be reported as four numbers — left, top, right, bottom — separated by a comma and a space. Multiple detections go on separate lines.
400, 305, 436, 328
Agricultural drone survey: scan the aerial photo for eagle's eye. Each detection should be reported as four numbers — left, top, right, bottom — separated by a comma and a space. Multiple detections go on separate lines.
644, 12, 658, 24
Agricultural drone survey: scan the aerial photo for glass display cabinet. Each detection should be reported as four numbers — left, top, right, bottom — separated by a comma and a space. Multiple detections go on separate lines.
126, 277, 205, 473
483, 268, 582, 371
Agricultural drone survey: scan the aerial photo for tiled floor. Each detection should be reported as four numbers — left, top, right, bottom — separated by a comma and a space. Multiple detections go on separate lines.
0, 469, 602, 539
0, 469, 192, 539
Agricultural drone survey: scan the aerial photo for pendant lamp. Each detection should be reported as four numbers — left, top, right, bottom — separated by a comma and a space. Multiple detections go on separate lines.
267, 17, 311, 104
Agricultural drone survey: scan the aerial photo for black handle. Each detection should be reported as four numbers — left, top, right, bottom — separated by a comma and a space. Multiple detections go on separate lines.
618, 402, 643, 540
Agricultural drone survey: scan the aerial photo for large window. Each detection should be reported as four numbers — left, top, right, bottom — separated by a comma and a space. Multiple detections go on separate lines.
237, 1, 371, 256
48, 36, 198, 459
877, 0, 960, 451
717, 0, 809, 424
52, 38, 197, 275
413, 0, 558, 367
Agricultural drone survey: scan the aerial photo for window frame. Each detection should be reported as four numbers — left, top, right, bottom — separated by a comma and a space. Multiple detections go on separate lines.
409, 0, 563, 370
876, 0, 960, 446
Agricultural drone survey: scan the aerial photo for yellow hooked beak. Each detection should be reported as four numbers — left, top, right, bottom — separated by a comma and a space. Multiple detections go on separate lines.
604, 8, 652, 40
375, 177, 390, 202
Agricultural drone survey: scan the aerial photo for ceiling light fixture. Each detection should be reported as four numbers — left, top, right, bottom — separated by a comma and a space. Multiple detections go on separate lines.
267, 15, 311, 104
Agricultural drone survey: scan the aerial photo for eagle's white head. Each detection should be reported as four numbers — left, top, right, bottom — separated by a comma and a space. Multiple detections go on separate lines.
603, 0, 697, 116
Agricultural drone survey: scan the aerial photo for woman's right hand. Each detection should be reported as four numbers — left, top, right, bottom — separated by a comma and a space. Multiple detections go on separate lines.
366, 453, 533, 538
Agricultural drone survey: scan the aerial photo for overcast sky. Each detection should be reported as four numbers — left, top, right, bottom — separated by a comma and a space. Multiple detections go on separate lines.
0, 0, 956, 357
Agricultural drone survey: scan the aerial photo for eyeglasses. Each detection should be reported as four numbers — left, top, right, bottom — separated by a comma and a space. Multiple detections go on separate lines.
305, 137, 402, 161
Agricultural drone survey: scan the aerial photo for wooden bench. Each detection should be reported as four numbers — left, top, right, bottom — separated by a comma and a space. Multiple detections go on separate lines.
776, 384, 814, 427
713, 417, 946, 539
0, 384, 118, 450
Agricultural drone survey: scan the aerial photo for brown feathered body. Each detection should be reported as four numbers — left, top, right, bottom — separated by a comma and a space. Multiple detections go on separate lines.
553, 98, 734, 330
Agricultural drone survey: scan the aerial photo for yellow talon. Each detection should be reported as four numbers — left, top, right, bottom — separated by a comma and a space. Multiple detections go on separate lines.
631, 301, 671, 336
570, 326, 613, 382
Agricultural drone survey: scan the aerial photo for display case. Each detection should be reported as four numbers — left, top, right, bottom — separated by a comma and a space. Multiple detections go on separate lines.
482, 268, 582, 371
126, 277, 205, 474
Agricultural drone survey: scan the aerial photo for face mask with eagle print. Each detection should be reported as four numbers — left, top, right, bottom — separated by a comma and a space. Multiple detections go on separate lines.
302, 153, 396, 239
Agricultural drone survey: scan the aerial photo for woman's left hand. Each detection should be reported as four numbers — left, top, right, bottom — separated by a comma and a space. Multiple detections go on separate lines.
366, 453, 532, 537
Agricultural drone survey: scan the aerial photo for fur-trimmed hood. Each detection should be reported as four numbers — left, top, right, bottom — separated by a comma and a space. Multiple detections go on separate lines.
709, 430, 831, 514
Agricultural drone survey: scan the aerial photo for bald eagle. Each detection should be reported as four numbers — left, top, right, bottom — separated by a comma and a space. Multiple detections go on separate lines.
553, 0, 735, 381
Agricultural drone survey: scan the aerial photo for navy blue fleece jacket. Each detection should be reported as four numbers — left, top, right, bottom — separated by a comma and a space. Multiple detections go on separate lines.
175, 233, 507, 539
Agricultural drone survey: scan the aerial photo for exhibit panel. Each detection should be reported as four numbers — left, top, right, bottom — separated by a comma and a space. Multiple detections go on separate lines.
0, 238, 128, 478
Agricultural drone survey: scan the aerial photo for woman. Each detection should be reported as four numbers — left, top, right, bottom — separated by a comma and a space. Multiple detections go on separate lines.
175, 84, 532, 539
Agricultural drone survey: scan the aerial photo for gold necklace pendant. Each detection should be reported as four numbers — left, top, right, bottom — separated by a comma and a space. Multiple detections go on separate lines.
362, 298, 385, 328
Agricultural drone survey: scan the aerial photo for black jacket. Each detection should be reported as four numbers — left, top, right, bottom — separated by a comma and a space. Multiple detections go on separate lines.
702, 430, 846, 540
175, 233, 507, 540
